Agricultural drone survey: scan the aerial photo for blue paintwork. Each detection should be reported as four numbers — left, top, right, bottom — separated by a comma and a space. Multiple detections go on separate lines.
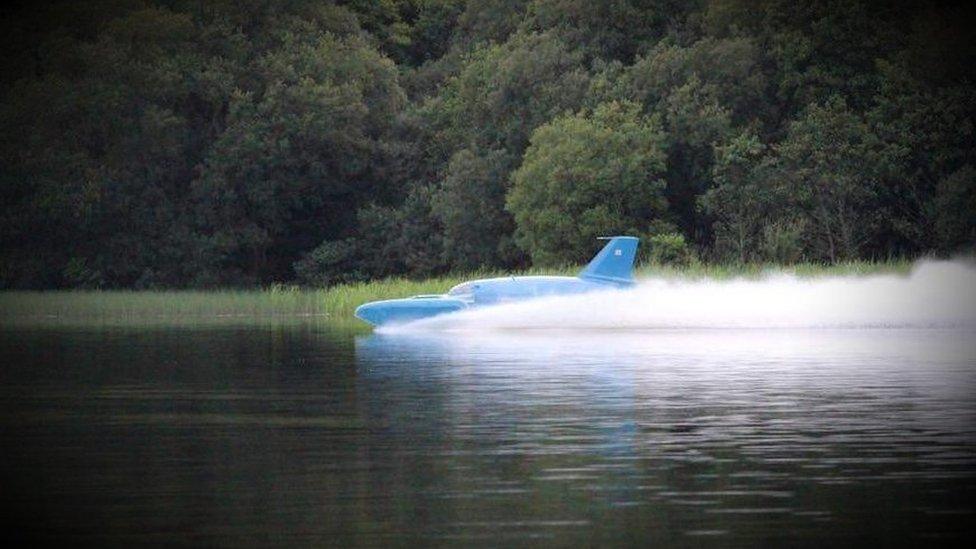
354, 236, 639, 327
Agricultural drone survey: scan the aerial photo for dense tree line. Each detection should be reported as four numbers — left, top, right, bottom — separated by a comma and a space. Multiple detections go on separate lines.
1, 0, 974, 288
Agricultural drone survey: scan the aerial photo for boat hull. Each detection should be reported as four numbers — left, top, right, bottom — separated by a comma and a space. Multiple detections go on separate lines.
354, 296, 468, 327
353, 237, 640, 328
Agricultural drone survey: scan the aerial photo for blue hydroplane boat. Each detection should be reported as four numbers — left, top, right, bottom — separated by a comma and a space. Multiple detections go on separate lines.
354, 236, 639, 327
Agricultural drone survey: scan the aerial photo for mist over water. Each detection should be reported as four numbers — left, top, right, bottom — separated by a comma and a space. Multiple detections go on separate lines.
384, 259, 976, 332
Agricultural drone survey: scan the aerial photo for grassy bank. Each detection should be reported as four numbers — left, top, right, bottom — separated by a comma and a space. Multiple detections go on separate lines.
0, 278, 465, 327
0, 260, 914, 326
634, 258, 914, 280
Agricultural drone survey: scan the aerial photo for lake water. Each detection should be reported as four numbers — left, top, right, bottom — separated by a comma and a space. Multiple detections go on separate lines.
2, 325, 975, 546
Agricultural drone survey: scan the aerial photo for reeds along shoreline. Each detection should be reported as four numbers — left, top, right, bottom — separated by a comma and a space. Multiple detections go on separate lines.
0, 260, 914, 326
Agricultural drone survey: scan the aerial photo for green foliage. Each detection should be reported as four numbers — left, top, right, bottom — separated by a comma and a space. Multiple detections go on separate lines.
522, 0, 687, 62
410, 28, 593, 267
623, 36, 767, 242
932, 165, 976, 253
194, 31, 404, 283
772, 96, 885, 261
627, 37, 767, 126
294, 184, 446, 285
703, 96, 890, 264
507, 100, 669, 265
759, 220, 806, 264
339, 0, 468, 66
1, 0, 974, 289
867, 63, 976, 254
0, 3, 219, 288
699, 130, 771, 263
431, 149, 521, 270
437, 30, 590, 153
452, 0, 529, 49
647, 233, 693, 266
705, 0, 913, 112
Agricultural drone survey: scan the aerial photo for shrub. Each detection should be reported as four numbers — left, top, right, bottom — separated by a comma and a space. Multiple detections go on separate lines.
647, 232, 693, 265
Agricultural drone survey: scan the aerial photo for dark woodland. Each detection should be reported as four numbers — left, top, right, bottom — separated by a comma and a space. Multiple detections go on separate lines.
2, 0, 974, 288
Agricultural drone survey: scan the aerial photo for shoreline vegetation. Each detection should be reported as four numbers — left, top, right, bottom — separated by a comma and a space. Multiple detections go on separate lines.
0, 259, 915, 327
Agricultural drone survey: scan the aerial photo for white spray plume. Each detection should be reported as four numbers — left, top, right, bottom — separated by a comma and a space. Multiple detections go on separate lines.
382, 259, 976, 333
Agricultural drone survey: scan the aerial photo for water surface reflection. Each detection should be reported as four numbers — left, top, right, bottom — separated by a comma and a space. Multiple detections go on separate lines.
355, 329, 976, 544
1, 327, 974, 545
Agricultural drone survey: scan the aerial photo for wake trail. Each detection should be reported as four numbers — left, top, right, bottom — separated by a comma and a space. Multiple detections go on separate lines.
380, 259, 976, 333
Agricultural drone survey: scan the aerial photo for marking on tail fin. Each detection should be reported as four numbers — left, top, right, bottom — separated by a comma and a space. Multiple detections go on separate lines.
578, 236, 639, 286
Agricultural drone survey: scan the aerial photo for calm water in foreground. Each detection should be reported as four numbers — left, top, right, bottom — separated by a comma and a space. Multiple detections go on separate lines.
1, 325, 974, 546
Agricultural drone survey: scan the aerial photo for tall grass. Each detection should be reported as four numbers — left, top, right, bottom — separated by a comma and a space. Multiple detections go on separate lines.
634, 258, 914, 280
0, 278, 476, 327
0, 260, 914, 326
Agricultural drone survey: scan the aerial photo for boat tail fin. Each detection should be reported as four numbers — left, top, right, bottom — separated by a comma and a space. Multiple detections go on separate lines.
578, 236, 639, 285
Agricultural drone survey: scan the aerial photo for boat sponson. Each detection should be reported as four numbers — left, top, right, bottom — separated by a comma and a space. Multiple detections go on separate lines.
354, 296, 468, 326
